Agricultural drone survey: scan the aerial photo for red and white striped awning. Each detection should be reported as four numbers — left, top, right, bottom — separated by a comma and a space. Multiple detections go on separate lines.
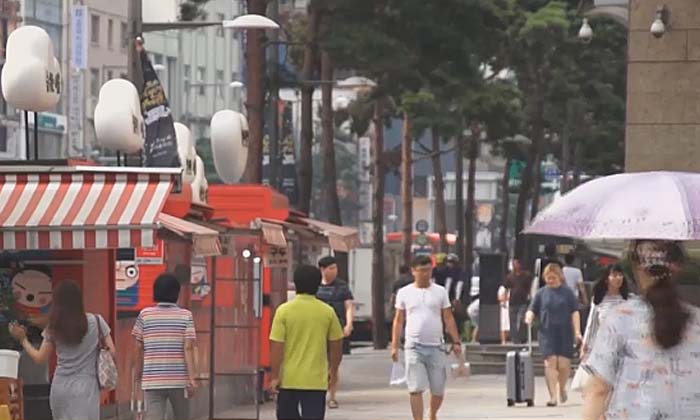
0, 170, 175, 250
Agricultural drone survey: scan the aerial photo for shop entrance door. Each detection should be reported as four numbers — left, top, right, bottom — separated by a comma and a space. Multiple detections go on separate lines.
209, 233, 262, 420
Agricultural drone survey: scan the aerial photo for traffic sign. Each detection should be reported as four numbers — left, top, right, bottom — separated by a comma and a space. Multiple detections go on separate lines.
415, 219, 429, 233
416, 234, 428, 246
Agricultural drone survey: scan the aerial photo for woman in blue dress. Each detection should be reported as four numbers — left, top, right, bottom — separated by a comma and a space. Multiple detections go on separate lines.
526, 263, 582, 407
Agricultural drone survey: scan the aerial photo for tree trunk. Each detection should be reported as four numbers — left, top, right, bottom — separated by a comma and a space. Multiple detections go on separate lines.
500, 156, 512, 254
455, 134, 465, 264
401, 111, 413, 268
298, 6, 321, 214
320, 50, 341, 225
573, 138, 582, 188
431, 127, 448, 252
560, 100, 572, 194
514, 99, 545, 262
464, 123, 479, 280
530, 148, 542, 219
371, 98, 388, 349
242, 0, 267, 183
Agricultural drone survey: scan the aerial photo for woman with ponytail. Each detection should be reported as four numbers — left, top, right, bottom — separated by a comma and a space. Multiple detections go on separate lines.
582, 240, 700, 420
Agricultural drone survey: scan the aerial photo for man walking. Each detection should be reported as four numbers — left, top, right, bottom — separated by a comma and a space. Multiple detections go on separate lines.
316, 256, 354, 409
132, 273, 197, 420
563, 253, 589, 307
392, 255, 462, 420
270, 265, 344, 420
504, 258, 532, 344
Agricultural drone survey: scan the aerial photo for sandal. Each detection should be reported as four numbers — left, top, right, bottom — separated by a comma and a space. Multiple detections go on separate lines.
560, 390, 568, 404
328, 400, 339, 409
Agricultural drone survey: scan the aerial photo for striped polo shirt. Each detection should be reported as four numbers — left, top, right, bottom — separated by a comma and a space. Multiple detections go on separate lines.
132, 303, 196, 390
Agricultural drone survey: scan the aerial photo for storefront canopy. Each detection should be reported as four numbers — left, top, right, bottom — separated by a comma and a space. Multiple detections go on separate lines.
299, 218, 360, 252
0, 165, 178, 250
158, 213, 222, 256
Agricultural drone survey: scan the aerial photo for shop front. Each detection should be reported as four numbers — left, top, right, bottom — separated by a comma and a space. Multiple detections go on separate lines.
0, 163, 178, 420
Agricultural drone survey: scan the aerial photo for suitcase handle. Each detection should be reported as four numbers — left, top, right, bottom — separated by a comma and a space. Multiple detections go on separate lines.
527, 322, 532, 354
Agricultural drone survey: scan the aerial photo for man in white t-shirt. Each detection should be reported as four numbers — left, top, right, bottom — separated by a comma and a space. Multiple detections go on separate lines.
391, 255, 462, 420
563, 253, 589, 307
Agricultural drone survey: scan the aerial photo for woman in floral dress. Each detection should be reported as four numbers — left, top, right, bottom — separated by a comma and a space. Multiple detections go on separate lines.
583, 240, 700, 420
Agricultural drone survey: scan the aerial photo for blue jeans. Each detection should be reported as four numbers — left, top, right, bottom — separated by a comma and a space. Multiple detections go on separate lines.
405, 344, 447, 396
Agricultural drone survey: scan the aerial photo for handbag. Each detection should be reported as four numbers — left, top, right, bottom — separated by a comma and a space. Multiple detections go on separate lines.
571, 365, 590, 392
94, 314, 118, 391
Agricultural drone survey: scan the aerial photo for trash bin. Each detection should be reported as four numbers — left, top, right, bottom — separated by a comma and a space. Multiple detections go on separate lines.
23, 384, 51, 420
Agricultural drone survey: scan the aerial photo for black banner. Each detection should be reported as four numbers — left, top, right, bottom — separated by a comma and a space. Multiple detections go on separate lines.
263, 100, 298, 206
139, 51, 180, 167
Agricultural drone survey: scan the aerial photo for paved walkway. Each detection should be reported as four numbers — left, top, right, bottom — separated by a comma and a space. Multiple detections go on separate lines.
260, 347, 583, 420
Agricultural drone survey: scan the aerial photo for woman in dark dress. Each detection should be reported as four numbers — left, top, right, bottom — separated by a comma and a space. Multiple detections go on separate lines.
526, 263, 582, 407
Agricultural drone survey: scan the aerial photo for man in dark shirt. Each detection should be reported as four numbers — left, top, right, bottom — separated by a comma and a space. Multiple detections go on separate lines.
504, 258, 532, 344
316, 256, 354, 409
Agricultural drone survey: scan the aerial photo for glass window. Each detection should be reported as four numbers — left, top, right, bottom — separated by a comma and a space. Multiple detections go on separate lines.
167, 58, 177, 98
106, 70, 113, 82
216, 13, 225, 37
120, 22, 128, 49
216, 70, 224, 97
90, 68, 100, 96
0, 126, 7, 153
91, 14, 100, 44
197, 67, 205, 96
107, 19, 113, 49
184, 65, 191, 80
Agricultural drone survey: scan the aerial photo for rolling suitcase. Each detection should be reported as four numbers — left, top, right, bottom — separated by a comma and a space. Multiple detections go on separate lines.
506, 324, 534, 407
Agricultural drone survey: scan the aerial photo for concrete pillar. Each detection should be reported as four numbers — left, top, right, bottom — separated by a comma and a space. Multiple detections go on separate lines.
626, 0, 700, 171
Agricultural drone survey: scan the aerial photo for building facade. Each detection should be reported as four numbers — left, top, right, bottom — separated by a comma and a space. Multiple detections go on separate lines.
82, 0, 129, 157
0, 0, 21, 160
142, 0, 246, 143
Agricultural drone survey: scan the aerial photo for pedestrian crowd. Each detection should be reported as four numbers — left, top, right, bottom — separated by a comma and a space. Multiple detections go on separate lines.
11, 240, 700, 420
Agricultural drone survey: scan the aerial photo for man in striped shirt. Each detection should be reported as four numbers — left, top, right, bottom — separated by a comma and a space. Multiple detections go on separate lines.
133, 273, 197, 420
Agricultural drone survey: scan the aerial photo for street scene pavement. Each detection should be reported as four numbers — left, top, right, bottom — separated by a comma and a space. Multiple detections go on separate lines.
260, 346, 582, 420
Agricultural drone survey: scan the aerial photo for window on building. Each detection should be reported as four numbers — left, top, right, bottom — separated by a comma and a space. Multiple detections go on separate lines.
107, 19, 113, 49
106, 70, 113, 82
0, 126, 7, 153
216, 70, 224, 97
216, 13, 225, 37
167, 58, 177, 98
184, 65, 191, 81
120, 22, 128, 49
90, 68, 100, 96
197, 67, 205, 96
91, 14, 100, 45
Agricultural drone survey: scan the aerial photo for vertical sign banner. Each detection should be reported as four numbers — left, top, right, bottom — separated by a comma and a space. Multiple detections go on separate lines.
140, 51, 180, 167
279, 101, 298, 206
68, 71, 84, 156
70, 5, 88, 70
263, 100, 298, 206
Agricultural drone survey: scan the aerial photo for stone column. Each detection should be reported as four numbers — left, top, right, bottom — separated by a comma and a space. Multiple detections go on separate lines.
626, 0, 700, 171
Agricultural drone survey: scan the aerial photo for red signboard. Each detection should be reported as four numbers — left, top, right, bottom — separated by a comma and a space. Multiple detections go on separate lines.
135, 240, 164, 265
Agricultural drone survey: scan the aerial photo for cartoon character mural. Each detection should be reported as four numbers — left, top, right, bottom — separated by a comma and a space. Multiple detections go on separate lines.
115, 260, 140, 307
11, 268, 52, 327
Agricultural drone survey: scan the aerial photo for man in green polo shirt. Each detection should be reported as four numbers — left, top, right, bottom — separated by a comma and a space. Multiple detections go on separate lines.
270, 264, 344, 420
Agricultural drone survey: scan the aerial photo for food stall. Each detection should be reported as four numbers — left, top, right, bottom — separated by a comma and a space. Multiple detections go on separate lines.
0, 163, 179, 420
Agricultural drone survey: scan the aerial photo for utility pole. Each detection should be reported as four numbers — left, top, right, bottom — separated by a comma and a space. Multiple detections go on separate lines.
127, 0, 143, 91
267, 0, 280, 190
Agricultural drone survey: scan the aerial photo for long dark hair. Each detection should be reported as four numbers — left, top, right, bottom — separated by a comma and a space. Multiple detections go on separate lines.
592, 264, 629, 305
631, 241, 690, 350
48, 281, 87, 345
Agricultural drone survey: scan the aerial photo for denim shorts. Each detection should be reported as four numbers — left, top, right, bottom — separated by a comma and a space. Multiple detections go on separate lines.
405, 344, 447, 396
